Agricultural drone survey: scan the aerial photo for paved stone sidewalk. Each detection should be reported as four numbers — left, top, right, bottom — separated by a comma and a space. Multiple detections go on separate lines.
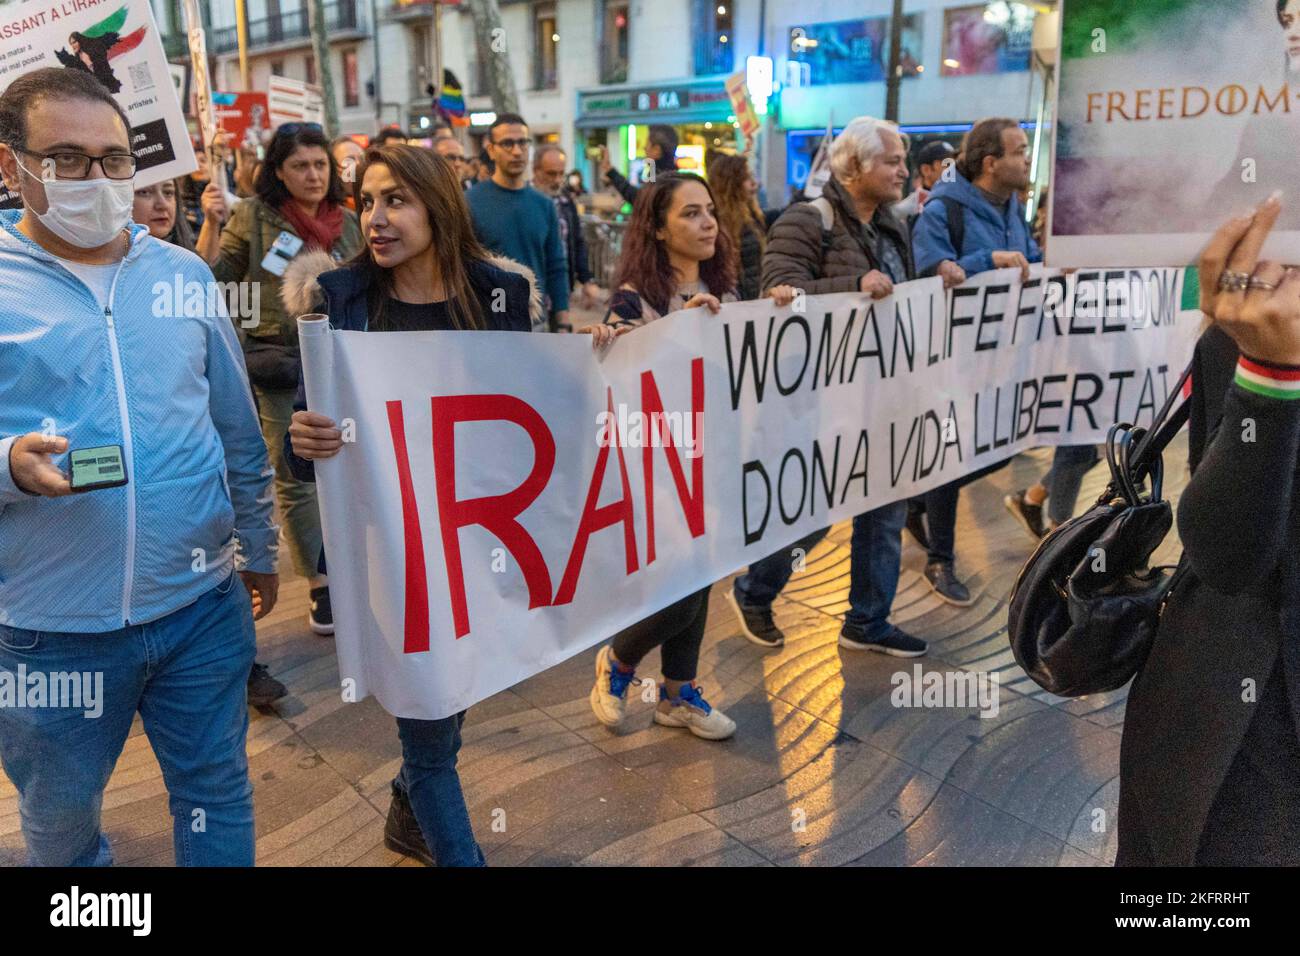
0, 444, 1187, 866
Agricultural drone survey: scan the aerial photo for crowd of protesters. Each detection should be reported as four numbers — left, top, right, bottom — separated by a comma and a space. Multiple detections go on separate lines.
2, 62, 1297, 869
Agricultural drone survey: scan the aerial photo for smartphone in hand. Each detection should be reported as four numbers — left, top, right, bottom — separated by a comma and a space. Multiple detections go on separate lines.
69, 444, 128, 492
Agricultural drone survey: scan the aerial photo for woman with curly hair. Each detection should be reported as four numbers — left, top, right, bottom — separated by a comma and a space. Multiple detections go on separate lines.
708, 153, 779, 301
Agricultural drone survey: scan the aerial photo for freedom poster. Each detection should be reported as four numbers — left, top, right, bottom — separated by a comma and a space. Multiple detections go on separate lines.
299, 269, 1201, 721
1048, 0, 1300, 266
0, 0, 196, 209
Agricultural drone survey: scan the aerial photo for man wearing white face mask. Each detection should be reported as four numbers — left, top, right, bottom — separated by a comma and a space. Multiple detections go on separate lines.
0, 68, 278, 866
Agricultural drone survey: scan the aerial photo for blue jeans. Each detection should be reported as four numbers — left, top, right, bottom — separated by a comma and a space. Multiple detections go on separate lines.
395, 712, 485, 867
0, 572, 257, 866
733, 501, 908, 640
1043, 444, 1100, 525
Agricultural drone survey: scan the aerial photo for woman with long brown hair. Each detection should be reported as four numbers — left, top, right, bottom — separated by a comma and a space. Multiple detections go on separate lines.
708, 153, 776, 301
588, 171, 797, 741
281, 144, 544, 866
600, 171, 737, 328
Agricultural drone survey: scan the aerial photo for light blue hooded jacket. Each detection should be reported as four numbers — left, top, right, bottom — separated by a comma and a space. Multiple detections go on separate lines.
0, 212, 277, 632
912, 169, 1043, 278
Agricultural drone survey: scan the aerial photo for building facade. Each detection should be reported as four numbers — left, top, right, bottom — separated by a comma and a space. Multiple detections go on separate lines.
156, 1, 1056, 200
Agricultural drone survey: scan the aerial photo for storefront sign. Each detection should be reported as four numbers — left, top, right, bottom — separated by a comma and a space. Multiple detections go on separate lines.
577, 80, 733, 127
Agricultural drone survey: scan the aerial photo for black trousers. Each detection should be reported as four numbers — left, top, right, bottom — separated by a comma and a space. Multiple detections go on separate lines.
909, 459, 1013, 564
610, 586, 711, 682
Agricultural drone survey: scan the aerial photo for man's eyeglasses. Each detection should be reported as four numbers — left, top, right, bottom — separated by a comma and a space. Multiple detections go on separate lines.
492, 137, 533, 152
19, 148, 137, 181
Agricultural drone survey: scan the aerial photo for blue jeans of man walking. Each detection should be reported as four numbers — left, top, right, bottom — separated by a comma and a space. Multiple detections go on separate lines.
733, 501, 908, 639
395, 711, 485, 866
0, 571, 257, 866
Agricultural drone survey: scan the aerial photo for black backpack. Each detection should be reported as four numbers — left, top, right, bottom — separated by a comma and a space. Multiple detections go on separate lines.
918, 197, 965, 278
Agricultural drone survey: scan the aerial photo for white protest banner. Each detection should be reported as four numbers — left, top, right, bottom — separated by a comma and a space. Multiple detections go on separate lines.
300, 268, 1202, 720
0, 0, 197, 209
1048, 0, 1300, 267
267, 74, 324, 128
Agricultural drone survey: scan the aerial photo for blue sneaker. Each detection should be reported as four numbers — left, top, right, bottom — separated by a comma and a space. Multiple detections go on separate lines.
591, 645, 637, 727
654, 682, 737, 740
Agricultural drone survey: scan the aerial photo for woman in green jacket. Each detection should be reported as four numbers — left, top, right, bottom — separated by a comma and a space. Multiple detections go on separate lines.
202, 123, 363, 650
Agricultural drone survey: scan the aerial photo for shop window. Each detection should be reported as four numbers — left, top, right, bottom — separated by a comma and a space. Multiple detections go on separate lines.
788, 15, 923, 86
534, 3, 559, 90
693, 0, 733, 76
342, 49, 359, 107
412, 24, 431, 101
267, 0, 283, 44
601, 1, 630, 85
470, 53, 491, 98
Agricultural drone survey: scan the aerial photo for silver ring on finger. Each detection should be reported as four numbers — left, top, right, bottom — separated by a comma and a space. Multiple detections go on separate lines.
1218, 270, 1251, 292
1247, 277, 1278, 292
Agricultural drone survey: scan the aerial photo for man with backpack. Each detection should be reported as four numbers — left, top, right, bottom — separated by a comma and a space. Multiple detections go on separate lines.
913, 117, 1039, 283
723, 116, 928, 658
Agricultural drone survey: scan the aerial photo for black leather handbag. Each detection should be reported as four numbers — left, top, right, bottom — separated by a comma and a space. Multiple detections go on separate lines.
1007, 364, 1192, 697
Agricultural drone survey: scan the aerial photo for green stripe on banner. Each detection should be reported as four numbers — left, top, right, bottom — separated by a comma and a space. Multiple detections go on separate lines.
1181, 267, 1200, 312
84, 7, 129, 39
1236, 372, 1300, 401
1060, 0, 1255, 61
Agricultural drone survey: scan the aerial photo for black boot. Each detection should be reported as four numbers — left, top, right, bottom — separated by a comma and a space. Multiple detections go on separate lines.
384, 780, 436, 866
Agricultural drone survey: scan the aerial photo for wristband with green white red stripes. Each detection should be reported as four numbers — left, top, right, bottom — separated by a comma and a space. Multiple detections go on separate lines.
1235, 355, 1300, 400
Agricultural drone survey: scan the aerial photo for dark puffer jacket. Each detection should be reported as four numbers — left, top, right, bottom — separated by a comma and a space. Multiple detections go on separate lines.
735, 209, 782, 301
761, 176, 914, 293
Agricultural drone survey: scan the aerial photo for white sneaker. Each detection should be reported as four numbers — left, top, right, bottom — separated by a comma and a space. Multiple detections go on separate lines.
590, 645, 637, 728
653, 683, 737, 740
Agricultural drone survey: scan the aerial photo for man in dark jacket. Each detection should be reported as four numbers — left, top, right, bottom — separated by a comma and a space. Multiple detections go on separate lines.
597, 124, 679, 204
726, 116, 927, 658
533, 144, 601, 316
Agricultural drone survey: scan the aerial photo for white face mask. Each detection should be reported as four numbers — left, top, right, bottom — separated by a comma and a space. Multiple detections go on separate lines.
16, 158, 134, 248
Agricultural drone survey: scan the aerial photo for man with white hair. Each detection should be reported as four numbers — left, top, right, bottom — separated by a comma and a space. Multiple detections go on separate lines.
725, 116, 928, 658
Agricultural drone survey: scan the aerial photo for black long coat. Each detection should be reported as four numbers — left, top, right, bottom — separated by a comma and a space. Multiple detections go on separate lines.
1117, 326, 1300, 864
